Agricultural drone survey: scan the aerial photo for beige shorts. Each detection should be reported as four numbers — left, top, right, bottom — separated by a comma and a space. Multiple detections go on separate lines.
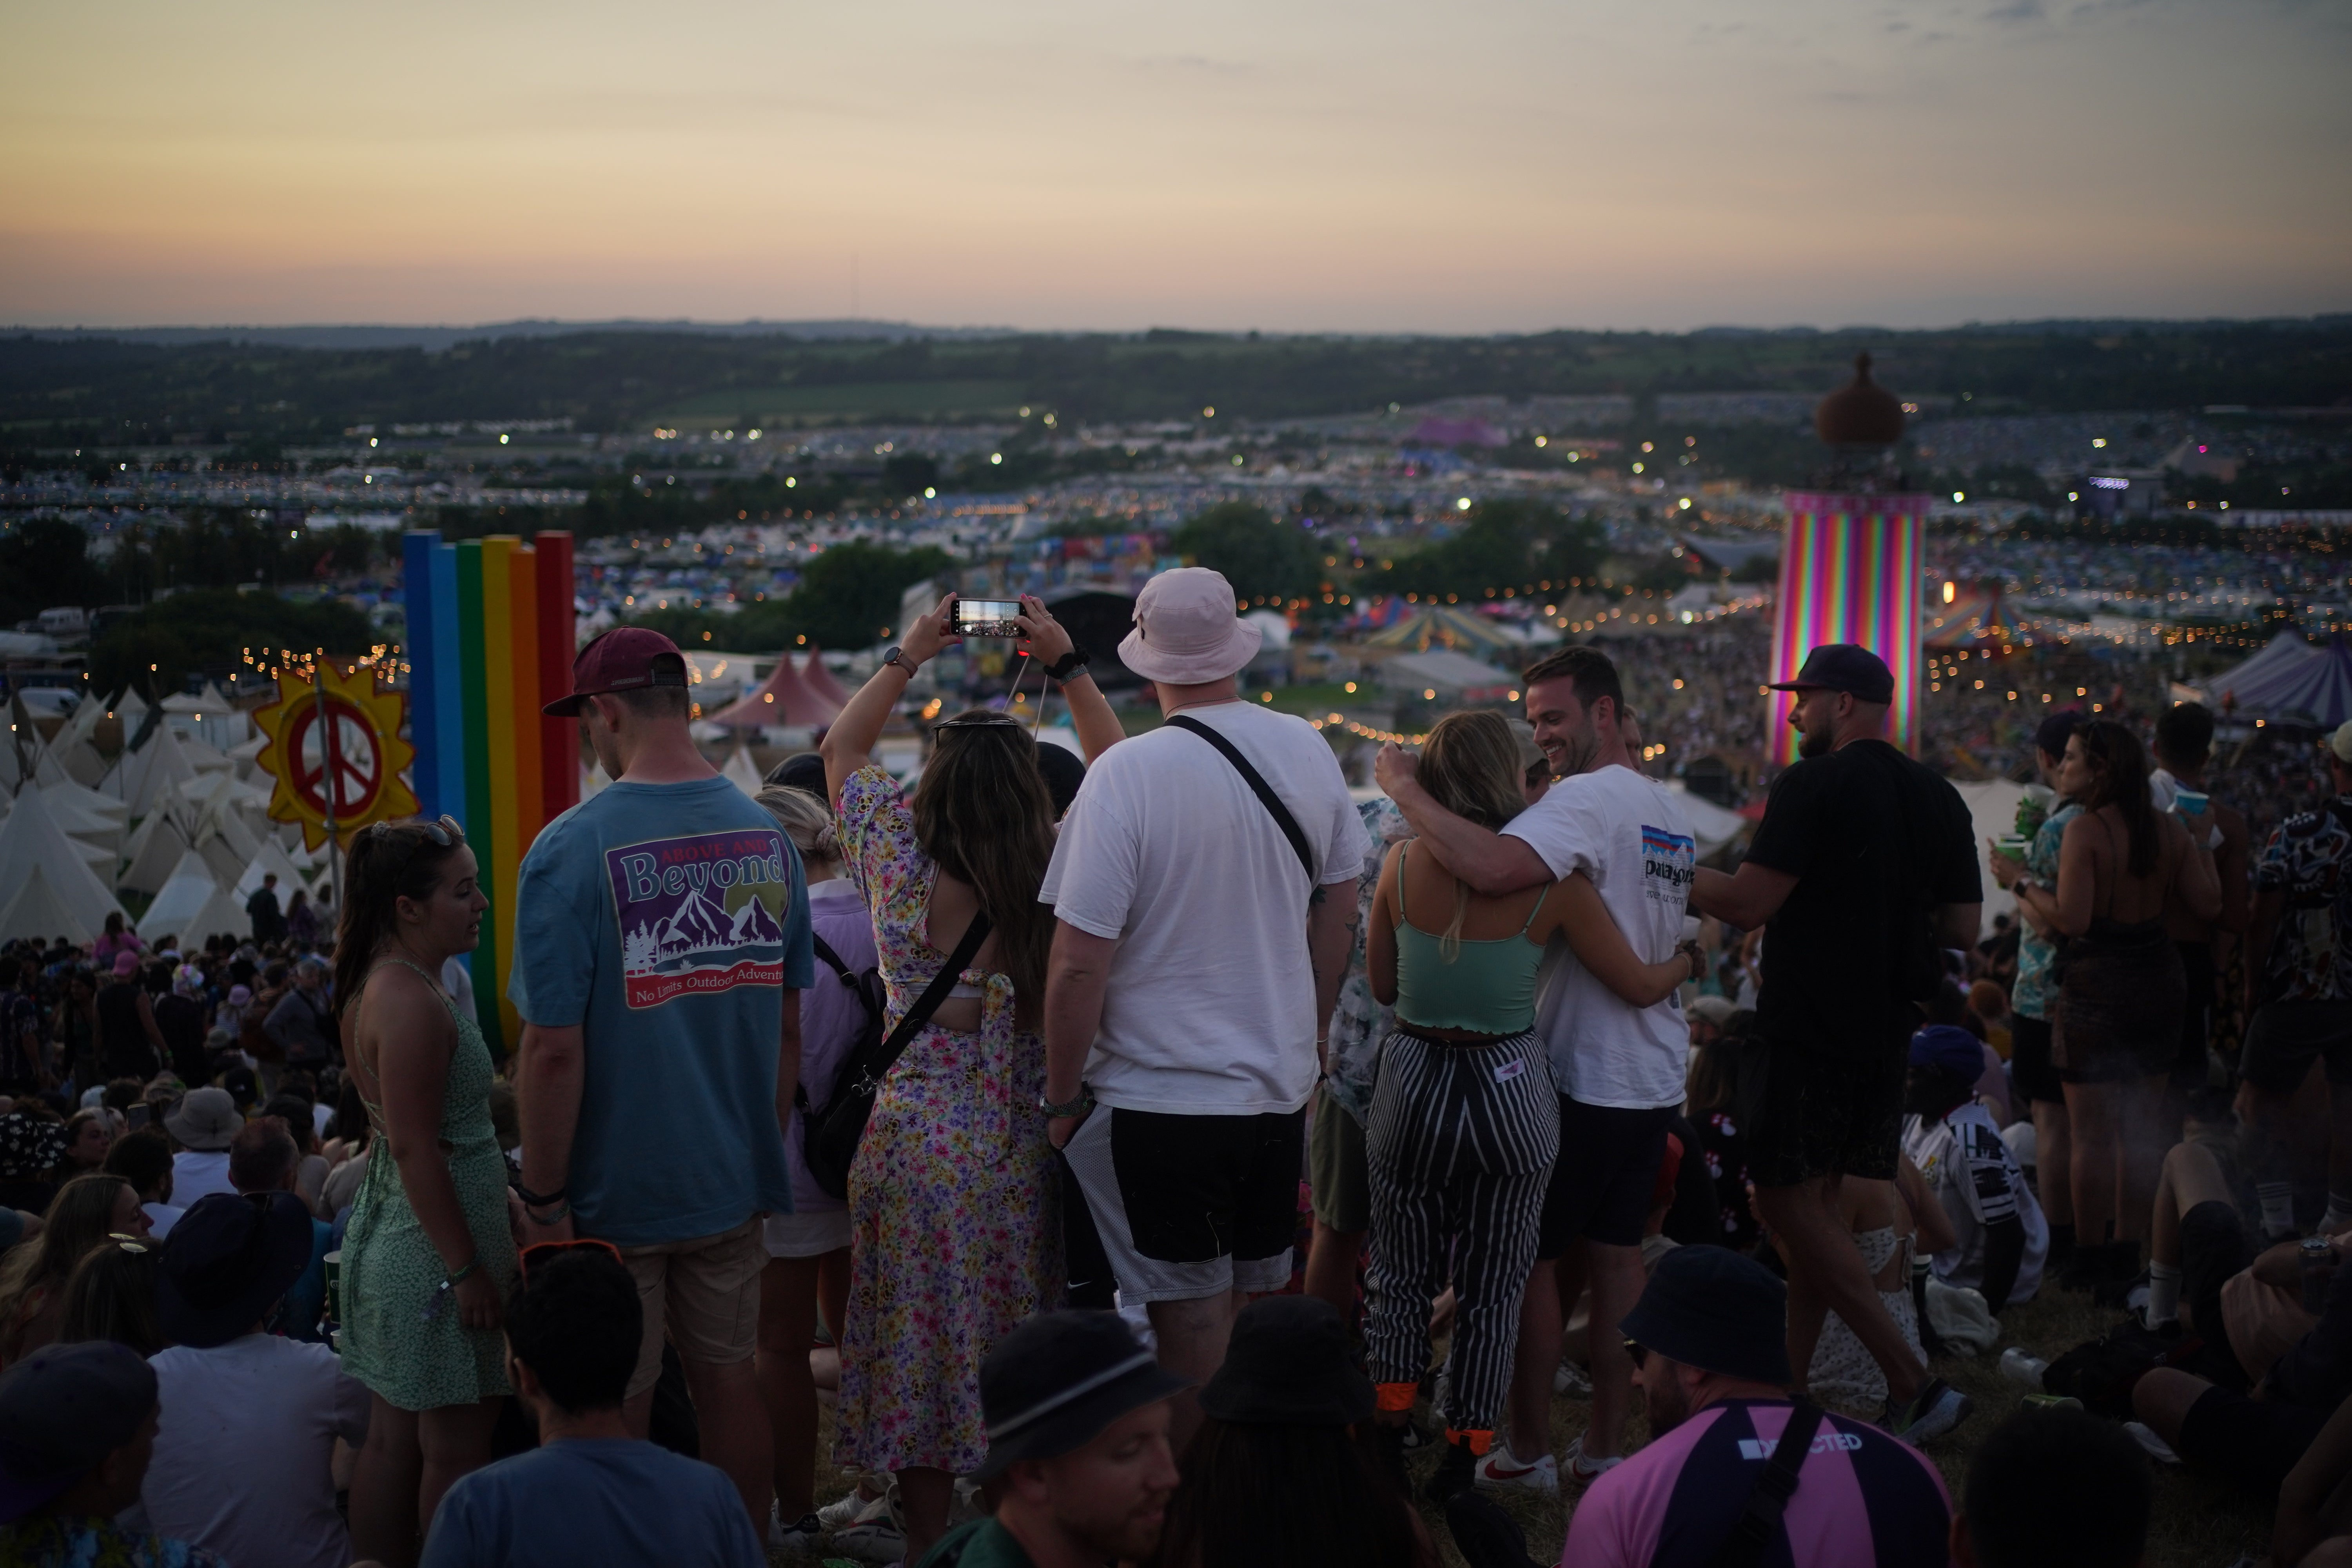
620, 1216, 767, 1399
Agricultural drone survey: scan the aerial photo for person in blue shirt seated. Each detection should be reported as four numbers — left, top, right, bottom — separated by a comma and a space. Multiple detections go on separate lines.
419, 1243, 765, 1568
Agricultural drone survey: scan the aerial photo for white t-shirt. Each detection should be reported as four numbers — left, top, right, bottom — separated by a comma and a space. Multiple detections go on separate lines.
171, 1150, 237, 1209
1903, 1101, 2048, 1304
1040, 702, 1366, 1115
135, 1334, 372, 1568
1503, 764, 1697, 1109
142, 1201, 184, 1238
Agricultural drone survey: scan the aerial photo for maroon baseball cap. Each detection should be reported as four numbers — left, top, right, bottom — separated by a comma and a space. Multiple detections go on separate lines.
543, 626, 690, 717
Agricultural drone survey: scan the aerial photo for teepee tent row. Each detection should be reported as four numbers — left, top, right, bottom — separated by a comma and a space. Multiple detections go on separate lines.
0, 784, 125, 936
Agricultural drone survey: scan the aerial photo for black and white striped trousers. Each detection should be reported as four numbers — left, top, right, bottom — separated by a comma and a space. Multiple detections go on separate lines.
1365, 1027, 1558, 1439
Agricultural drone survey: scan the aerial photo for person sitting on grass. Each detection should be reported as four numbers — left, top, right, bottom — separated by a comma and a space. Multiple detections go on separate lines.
420, 1242, 765, 1568
915, 1310, 1189, 1568
0, 1340, 225, 1566
1950, 1405, 2151, 1568
1901, 1025, 2047, 1314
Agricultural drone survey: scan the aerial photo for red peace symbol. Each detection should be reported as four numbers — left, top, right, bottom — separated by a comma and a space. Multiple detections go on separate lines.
285, 697, 384, 822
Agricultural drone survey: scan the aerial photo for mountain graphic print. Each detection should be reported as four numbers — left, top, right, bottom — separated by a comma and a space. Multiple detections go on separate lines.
607, 827, 794, 1007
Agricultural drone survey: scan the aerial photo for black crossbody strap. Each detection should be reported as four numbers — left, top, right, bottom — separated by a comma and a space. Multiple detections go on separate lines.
810, 931, 853, 984
1165, 715, 1315, 884
876, 911, 992, 1067
1707, 1399, 1828, 1568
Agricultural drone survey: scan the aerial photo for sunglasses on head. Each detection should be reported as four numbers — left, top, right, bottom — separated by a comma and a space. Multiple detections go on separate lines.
106, 1233, 150, 1254
368, 815, 462, 848
519, 1238, 623, 1279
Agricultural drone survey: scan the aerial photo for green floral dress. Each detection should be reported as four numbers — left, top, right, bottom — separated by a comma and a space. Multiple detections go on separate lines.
339, 959, 516, 1411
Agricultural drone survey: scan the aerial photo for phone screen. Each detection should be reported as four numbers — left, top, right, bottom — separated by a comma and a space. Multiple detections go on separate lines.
953, 599, 1024, 637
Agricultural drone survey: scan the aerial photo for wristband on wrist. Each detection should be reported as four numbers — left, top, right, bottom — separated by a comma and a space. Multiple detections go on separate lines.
1044, 644, 1091, 682
1039, 1087, 1094, 1119
514, 1182, 566, 1208
526, 1199, 572, 1226
446, 1256, 481, 1286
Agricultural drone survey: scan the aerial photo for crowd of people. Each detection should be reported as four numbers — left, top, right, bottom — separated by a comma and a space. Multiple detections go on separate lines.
3, 559, 2350, 1568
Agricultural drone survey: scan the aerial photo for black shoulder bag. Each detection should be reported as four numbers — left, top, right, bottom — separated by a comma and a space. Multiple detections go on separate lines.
799, 912, 991, 1200
1165, 715, 1316, 883
1706, 1399, 1827, 1568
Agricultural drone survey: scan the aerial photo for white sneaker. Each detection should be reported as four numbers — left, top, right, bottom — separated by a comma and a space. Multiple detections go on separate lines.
1563, 1434, 1624, 1482
769, 1507, 824, 1556
817, 1483, 886, 1533
1473, 1446, 1558, 1494
2123, 1421, 2182, 1466
948, 1475, 983, 1526
1554, 1359, 1593, 1397
832, 1490, 908, 1565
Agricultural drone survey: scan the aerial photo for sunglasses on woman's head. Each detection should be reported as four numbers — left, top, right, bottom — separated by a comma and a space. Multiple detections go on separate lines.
106, 1233, 149, 1254
519, 1238, 623, 1279
367, 815, 461, 848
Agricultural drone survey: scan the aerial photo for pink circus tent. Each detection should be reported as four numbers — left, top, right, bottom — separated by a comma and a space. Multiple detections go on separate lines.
705, 652, 842, 729
798, 648, 850, 710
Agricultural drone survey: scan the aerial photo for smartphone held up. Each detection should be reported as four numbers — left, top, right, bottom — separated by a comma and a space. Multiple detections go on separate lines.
953, 598, 1025, 639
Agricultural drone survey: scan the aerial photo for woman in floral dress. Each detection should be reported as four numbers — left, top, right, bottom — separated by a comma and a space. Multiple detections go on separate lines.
819, 593, 1121, 1558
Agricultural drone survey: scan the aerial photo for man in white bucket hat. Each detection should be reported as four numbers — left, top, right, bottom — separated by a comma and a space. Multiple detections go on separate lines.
1040, 567, 1365, 1443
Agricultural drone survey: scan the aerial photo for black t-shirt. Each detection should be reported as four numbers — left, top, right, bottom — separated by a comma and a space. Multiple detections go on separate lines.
1746, 739, 1981, 1060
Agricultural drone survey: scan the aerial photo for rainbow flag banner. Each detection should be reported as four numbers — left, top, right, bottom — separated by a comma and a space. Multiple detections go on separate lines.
1768, 493, 1927, 766
401, 530, 580, 1054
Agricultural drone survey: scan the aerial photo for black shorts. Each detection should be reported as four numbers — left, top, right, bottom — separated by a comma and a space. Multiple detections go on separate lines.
2010, 1014, 2063, 1105
1746, 1039, 1905, 1189
2239, 1001, 2352, 1095
2173, 942, 2215, 1092
1062, 1105, 1305, 1302
1536, 1098, 1674, 1256
2178, 1383, 2333, 1495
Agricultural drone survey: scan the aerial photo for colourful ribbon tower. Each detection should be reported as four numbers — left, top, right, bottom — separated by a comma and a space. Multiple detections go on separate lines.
402, 530, 579, 1053
1767, 354, 1926, 765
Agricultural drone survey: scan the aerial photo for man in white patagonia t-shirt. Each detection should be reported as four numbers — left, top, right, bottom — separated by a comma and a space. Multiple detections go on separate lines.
1373, 644, 1698, 1494
1901, 1026, 2047, 1312
1041, 568, 1366, 1446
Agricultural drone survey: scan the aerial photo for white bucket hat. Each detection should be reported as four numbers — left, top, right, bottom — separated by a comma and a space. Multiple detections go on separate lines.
1118, 568, 1263, 685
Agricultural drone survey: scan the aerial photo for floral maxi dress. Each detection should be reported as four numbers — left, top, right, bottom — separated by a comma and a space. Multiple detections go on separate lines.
833, 765, 1060, 1476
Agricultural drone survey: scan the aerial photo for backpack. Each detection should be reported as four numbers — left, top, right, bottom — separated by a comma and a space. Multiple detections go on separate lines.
797, 915, 989, 1201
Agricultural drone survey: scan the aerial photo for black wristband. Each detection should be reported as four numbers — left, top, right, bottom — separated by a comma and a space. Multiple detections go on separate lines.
515, 1182, 567, 1208
1044, 644, 1091, 682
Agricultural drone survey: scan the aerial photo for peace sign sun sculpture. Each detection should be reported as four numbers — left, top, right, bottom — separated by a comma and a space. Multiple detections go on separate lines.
252, 659, 423, 852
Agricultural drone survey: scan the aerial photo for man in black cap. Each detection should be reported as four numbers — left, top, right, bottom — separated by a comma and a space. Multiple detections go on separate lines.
1692, 642, 1981, 1444
1563, 1246, 1952, 1568
918, 1311, 1188, 1568
0, 1341, 225, 1566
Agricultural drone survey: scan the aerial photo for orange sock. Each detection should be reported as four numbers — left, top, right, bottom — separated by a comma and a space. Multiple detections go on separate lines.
1376, 1381, 1419, 1414
1445, 1428, 1495, 1456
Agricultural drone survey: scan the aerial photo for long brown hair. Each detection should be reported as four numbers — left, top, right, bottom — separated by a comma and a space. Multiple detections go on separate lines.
2073, 720, 2160, 877
1414, 711, 1532, 959
334, 817, 472, 1019
912, 714, 1058, 1003
59, 1237, 164, 1357
0, 1174, 134, 1361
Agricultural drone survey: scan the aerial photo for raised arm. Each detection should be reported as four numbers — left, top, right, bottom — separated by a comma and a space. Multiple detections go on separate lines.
1015, 595, 1123, 764
1370, 743, 1550, 895
1536, 873, 1701, 1009
1366, 842, 1402, 1009
823, 593, 960, 806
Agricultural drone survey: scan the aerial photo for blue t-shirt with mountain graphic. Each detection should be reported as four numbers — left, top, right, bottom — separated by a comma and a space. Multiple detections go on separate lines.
510, 776, 813, 1246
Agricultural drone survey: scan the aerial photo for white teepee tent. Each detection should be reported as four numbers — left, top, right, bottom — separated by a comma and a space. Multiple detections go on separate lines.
142, 850, 228, 939
721, 745, 764, 797
0, 782, 125, 935
0, 864, 93, 946
117, 799, 198, 895
111, 719, 199, 817
234, 837, 313, 899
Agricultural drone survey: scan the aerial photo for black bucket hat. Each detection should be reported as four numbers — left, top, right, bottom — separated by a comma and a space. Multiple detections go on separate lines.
1199, 1295, 1375, 1426
1620, 1244, 1791, 1386
973, 1311, 1190, 1480
156, 1191, 316, 1349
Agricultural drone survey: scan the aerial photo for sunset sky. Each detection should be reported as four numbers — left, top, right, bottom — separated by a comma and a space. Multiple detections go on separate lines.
5, 0, 2347, 332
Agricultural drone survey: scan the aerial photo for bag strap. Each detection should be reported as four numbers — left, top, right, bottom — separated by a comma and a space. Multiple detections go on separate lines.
871, 911, 993, 1072
1706, 1399, 1828, 1568
810, 932, 854, 984
1165, 715, 1315, 884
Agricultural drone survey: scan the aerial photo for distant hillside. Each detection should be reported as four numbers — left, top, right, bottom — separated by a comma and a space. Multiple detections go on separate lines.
1, 319, 2345, 445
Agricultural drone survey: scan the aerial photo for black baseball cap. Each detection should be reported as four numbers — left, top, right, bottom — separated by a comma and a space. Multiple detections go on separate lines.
0, 1342, 158, 1523
1620, 1245, 1792, 1386
2035, 709, 2085, 760
973, 1312, 1191, 1479
1769, 643, 1895, 706
1199, 1295, 1376, 1426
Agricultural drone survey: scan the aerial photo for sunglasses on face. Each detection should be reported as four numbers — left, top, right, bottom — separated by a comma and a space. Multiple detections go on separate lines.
1624, 1339, 1649, 1370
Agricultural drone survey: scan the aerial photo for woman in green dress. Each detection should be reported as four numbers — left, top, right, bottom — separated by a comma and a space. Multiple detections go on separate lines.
334, 816, 519, 1568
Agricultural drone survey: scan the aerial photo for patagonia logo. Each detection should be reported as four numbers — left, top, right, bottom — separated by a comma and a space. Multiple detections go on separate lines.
1493, 1058, 1526, 1084
1640, 825, 1697, 905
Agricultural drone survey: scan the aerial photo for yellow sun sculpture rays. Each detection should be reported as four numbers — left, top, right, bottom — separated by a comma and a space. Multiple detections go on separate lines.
253, 661, 421, 851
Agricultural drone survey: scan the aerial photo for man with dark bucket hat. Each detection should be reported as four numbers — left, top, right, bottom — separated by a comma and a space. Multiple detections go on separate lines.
134, 1191, 370, 1568
916, 1311, 1188, 1568
1563, 1246, 1952, 1568
0, 1340, 224, 1567
1691, 643, 1982, 1445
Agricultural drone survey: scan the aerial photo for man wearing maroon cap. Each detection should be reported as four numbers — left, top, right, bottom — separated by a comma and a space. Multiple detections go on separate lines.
511, 626, 815, 1533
